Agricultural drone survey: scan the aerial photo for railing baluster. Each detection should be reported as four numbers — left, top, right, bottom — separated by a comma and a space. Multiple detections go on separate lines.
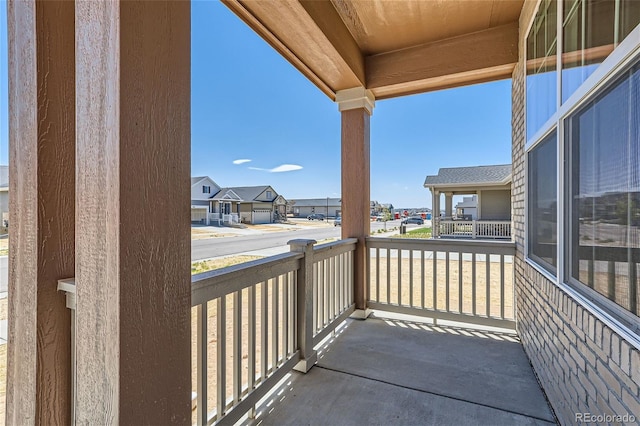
329, 256, 334, 321
320, 260, 325, 328
196, 303, 207, 426
283, 273, 289, 357
291, 272, 297, 350
500, 255, 505, 319
337, 254, 342, 314
398, 249, 402, 305
421, 250, 425, 309
248, 286, 255, 396
433, 251, 437, 310
409, 250, 414, 307
273, 277, 279, 368
375, 248, 380, 302
486, 254, 491, 317
217, 296, 226, 420
445, 251, 450, 312
340, 253, 344, 312
233, 291, 242, 404
458, 252, 463, 314
386, 248, 391, 304
261, 280, 268, 380
313, 262, 318, 334
472, 253, 477, 316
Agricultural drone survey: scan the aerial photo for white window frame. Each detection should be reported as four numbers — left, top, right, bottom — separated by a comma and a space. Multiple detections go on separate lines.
524, 0, 640, 349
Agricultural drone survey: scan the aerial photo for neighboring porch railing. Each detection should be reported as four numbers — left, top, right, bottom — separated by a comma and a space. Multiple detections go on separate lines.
190, 238, 356, 425
221, 213, 239, 224
366, 237, 516, 329
438, 220, 511, 239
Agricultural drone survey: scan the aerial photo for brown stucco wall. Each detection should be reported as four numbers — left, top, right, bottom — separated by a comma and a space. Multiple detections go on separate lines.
512, 1, 640, 423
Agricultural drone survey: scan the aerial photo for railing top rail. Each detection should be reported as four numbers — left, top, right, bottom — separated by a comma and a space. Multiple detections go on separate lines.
439, 219, 511, 223
191, 252, 303, 306
313, 238, 358, 262
366, 237, 516, 255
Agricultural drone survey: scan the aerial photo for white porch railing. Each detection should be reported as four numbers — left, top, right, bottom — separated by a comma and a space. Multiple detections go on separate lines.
438, 220, 511, 239
366, 237, 516, 329
190, 238, 356, 425
222, 213, 239, 224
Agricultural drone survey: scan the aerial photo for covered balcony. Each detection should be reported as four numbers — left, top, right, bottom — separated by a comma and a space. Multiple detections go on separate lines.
4, 0, 638, 425
425, 164, 512, 240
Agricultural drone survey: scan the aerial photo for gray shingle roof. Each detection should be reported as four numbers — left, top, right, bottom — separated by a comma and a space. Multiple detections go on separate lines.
210, 188, 243, 201
424, 164, 511, 187
222, 186, 275, 202
191, 176, 207, 186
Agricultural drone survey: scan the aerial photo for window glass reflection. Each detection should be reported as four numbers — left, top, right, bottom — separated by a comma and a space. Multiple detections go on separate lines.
568, 62, 640, 316
527, 0, 558, 141
528, 132, 558, 272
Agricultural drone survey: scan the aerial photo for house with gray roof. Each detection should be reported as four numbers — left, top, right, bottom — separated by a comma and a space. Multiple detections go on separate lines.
424, 164, 512, 239
222, 185, 287, 224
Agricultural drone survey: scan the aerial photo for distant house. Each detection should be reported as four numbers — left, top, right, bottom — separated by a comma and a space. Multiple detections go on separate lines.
370, 201, 395, 216
191, 176, 222, 224
455, 195, 478, 220
288, 198, 341, 218
224, 186, 287, 224
424, 164, 512, 239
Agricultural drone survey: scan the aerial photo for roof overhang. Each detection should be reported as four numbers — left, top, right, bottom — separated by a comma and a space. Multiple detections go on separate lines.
222, 0, 522, 100
425, 181, 512, 193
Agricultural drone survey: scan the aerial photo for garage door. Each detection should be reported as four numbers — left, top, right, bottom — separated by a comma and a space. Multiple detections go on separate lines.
191, 208, 207, 223
252, 210, 272, 224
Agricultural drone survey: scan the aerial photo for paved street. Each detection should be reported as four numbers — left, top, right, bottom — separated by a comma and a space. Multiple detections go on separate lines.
192, 219, 413, 261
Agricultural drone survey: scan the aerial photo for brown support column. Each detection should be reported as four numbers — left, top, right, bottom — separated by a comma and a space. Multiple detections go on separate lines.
337, 88, 374, 316
6, 1, 74, 424
75, 1, 191, 423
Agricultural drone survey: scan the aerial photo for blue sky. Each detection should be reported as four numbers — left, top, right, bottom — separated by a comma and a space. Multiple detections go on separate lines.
0, 1, 512, 208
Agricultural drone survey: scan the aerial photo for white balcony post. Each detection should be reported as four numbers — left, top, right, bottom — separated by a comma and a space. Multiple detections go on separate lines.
289, 239, 318, 373
473, 220, 477, 239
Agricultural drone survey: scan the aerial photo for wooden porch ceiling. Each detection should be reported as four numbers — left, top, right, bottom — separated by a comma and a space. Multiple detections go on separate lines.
222, 0, 523, 100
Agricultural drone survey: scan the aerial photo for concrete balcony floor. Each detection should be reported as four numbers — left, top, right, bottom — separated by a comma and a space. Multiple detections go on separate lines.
251, 316, 556, 426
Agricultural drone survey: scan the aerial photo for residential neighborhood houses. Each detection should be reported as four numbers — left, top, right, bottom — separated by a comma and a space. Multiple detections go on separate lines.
191, 176, 286, 225
189, 174, 432, 228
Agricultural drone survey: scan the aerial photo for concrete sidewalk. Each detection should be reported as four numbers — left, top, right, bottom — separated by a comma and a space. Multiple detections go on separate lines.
250, 316, 556, 426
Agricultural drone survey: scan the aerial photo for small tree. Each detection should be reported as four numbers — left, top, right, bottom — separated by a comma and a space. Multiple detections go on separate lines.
382, 207, 392, 230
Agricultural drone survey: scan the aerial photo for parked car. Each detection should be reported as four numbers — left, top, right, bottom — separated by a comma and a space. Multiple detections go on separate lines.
307, 213, 325, 221
402, 216, 424, 225
375, 215, 387, 222
334, 217, 341, 226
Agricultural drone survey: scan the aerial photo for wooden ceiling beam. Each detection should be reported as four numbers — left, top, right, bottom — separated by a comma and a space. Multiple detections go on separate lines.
366, 22, 519, 99
222, 0, 365, 100
298, 0, 365, 85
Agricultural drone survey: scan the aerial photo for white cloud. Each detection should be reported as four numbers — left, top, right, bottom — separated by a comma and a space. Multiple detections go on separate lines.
233, 159, 252, 165
270, 164, 303, 173
249, 164, 303, 173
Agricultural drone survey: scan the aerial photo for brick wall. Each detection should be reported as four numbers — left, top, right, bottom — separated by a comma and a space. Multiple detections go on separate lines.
512, 2, 640, 424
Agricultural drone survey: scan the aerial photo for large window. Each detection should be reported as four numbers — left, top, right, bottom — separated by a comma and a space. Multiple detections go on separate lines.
562, 0, 640, 103
526, 1, 640, 332
527, 0, 558, 141
566, 62, 640, 317
528, 132, 558, 273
